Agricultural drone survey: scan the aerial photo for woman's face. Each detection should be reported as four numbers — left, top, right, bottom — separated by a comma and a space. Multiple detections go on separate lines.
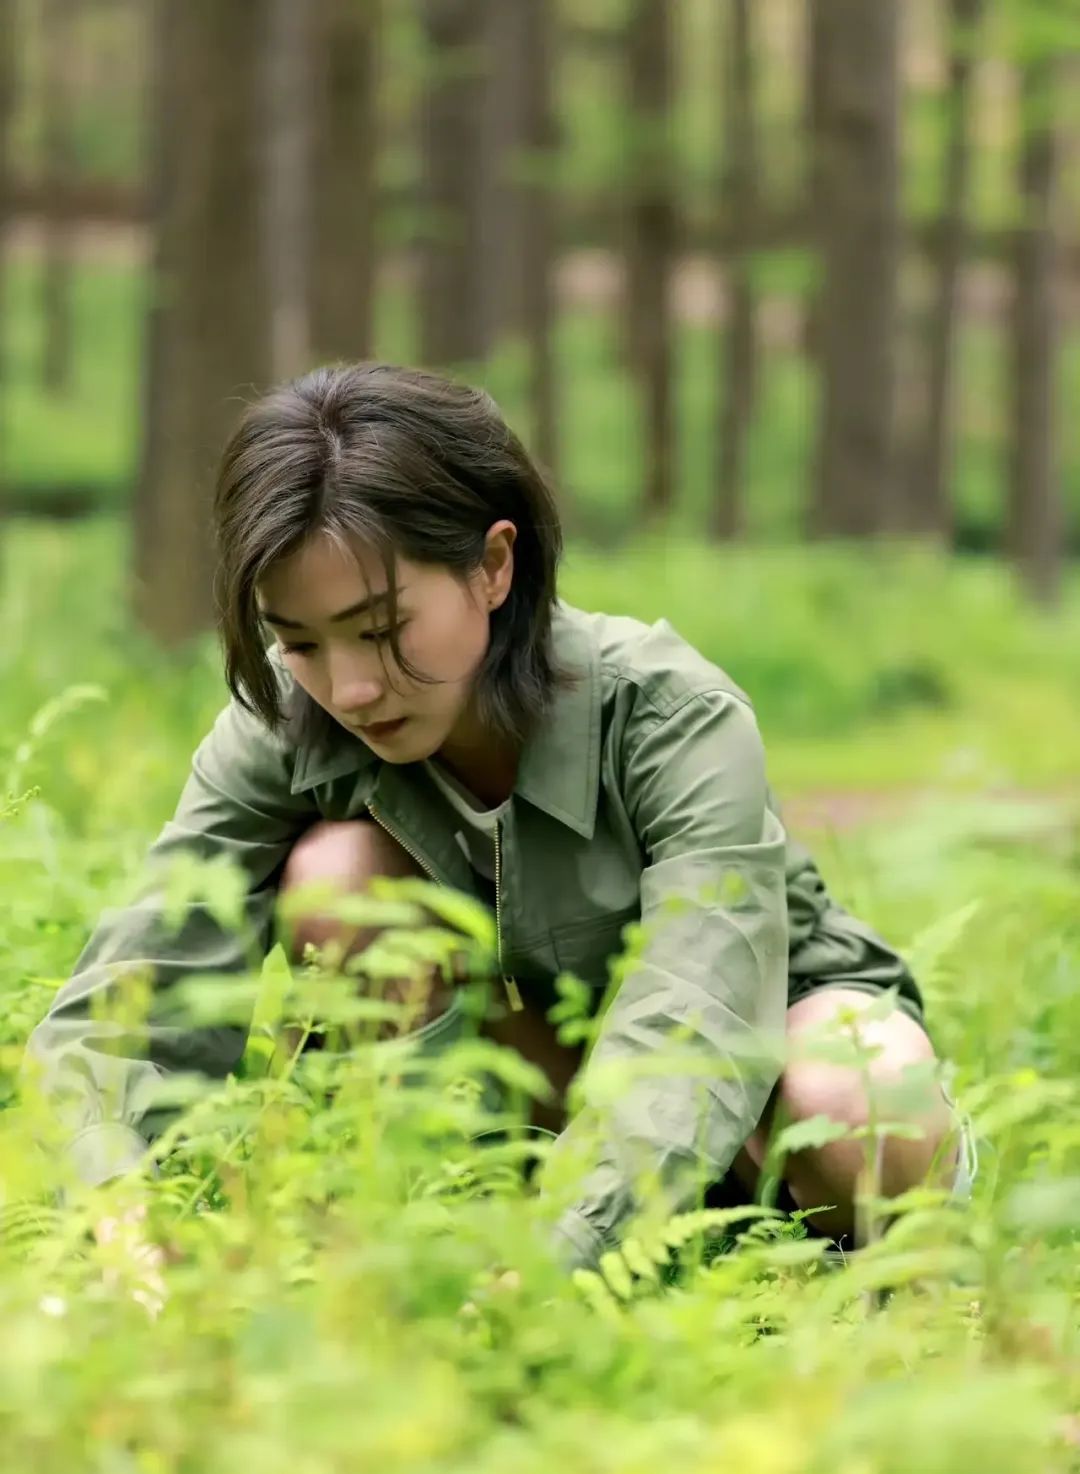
256, 525, 515, 764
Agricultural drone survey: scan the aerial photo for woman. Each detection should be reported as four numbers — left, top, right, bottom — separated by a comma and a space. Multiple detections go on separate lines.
26, 363, 972, 1272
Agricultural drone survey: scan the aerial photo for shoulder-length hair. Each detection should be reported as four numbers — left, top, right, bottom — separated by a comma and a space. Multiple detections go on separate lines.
212, 362, 569, 750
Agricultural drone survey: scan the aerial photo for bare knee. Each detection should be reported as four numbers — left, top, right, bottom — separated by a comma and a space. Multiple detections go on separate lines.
278, 819, 452, 1037
278, 819, 425, 961
782, 995, 948, 1137
281, 819, 422, 894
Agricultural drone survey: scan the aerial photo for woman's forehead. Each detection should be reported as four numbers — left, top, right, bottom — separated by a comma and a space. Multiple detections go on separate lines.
257, 532, 398, 626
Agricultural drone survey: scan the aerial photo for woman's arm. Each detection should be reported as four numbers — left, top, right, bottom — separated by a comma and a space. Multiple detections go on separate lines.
22, 693, 317, 1189
549, 687, 790, 1271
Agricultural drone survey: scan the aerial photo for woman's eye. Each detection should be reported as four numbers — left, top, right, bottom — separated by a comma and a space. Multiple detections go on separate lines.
279, 623, 403, 655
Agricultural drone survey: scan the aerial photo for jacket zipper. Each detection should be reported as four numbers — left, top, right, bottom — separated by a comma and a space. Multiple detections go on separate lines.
493, 821, 524, 1012
367, 800, 523, 1013
367, 800, 436, 883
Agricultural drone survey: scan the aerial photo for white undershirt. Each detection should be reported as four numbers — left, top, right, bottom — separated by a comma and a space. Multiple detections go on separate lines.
422, 759, 510, 883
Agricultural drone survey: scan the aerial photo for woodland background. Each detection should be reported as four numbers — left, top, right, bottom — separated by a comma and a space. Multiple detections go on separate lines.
0, 4, 1079, 1471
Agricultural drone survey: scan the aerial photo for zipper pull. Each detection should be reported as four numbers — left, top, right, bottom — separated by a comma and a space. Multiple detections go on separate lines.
503, 976, 524, 1012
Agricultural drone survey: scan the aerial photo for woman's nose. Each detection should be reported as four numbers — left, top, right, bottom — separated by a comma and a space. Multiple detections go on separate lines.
328, 652, 383, 716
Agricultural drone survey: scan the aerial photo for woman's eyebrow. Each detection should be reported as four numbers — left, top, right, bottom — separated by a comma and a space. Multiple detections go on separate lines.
259, 588, 406, 630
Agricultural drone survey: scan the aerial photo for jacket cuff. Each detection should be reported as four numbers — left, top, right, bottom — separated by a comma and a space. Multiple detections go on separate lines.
68, 1123, 152, 1188
551, 1207, 608, 1273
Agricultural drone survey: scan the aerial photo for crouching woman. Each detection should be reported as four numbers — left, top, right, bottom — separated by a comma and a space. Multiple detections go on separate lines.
24, 363, 973, 1271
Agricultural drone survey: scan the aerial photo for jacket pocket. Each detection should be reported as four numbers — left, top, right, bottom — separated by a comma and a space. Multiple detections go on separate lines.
550, 906, 640, 988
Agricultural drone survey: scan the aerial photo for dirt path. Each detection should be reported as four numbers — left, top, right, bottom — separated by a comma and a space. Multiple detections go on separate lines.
782, 785, 1079, 839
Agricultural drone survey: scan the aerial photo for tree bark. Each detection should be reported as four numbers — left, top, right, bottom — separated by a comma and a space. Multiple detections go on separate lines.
262, 0, 313, 381
517, 0, 558, 478
132, 0, 271, 646
712, 0, 758, 541
906, 0, 982, 540
1008, 58, 1062, 605
310, 0, 378, 365
807, 0, 901, 538
418, 0, 490, 368
0, 0, 14, 541
476, 0, 526, 350
800, 0, 828, 363
40, 0, 77, 395
624, 0, 676, 518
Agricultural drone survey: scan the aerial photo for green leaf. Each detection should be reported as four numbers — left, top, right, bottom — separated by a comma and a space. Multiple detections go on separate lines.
598, 1249, 635, 1301
769, 1114, 852, 1159
850, 1121, 929, 1143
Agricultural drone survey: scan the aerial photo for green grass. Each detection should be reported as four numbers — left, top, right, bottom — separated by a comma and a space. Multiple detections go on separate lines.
1, 523, 1079, 1468
2, 522, 1080, 1469
1, 262, 146, 503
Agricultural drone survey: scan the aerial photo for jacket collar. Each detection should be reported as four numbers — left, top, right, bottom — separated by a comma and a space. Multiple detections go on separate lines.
288, 702, 378, 796
289, 601, 602, 840
513, 603, 601, 839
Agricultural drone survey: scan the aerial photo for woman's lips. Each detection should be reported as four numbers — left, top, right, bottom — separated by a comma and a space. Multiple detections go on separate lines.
358, 717, 408, 741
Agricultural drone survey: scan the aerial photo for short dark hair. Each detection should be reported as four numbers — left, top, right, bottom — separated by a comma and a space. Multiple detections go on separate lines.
212, 362, 569, 749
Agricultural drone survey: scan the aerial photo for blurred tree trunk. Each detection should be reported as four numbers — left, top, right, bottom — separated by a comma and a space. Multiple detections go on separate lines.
807, 0, 900, 538
517, 0, 558, 478
624, 0, 676, 518
905, 0, 982, 540
133, 0, 271, 646
40, 0, 77, 395
799, 0, 827, 363
0, 0, 14, 538
712, 0, 758, 541
310, 0, 378, 365
1008, 58, 1062, 606
477, 0, 526, 351
263, 0, 313, 381
418, 0, 490, 368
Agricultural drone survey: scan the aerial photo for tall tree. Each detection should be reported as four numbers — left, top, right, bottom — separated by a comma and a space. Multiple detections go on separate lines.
0, 0, 14, 539
625, 0, 676, 517
263, 0, 313, 381
476, 0, 528, 352
132, 0, 271, 646
39, 0, 77, 395
418, 0, 490, 368
807, 0, 901, 538
711, 0, 758, 541
309, 0, 379, 365
906, 0, 983, 540
800, 0, 828, 364
511, 0, 559, 476
1008, 57, 1062, 604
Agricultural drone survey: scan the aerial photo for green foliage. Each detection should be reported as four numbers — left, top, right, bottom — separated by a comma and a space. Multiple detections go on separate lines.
1, 525, 1080, 1469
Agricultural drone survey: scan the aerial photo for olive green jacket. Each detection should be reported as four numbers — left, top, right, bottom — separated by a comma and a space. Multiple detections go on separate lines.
23, 602, 920, 1269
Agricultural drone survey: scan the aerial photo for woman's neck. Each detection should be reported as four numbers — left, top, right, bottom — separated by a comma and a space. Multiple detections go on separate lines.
435, 711, 520, 808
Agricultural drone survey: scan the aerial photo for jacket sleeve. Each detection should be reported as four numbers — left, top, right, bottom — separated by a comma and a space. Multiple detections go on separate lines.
549, 688, 790, 1271
21, 692, 317, 1189
782, 826, 924, 1017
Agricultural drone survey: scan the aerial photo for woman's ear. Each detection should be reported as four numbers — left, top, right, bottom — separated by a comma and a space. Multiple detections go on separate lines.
482, 520, 517, 611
